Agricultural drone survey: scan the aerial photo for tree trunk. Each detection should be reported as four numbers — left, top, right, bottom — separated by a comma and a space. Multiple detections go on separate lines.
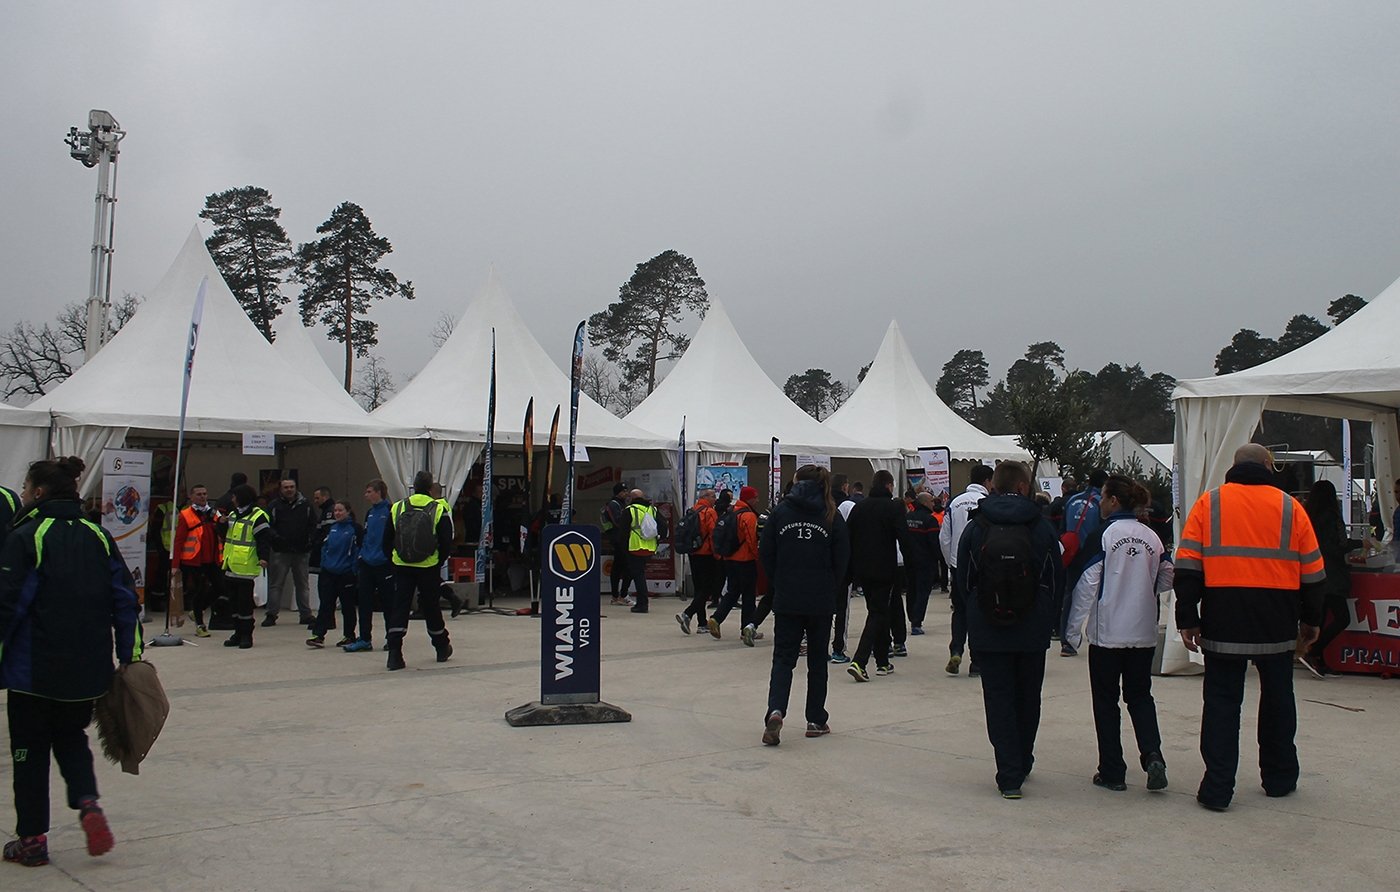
343, 266, 354, 392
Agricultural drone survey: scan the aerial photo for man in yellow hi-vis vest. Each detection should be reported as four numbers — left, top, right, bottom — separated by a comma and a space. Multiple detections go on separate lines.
382, 470, 455, 671
219, 484, 273, 649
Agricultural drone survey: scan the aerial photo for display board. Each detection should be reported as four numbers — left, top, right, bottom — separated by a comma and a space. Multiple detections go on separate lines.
101, 448, 152, 599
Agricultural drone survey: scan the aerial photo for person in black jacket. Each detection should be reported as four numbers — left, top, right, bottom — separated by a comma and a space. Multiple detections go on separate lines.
308, 487, 335, 571
903, 492, 941, 635
956, 461, 1065, 799
1, 457, 138, 867
758, 465, 850, 745
844, 470, 908, 681
265, 478, 318, 627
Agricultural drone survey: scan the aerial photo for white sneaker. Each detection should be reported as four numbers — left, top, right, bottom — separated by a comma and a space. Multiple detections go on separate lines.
623, 596, 637, 606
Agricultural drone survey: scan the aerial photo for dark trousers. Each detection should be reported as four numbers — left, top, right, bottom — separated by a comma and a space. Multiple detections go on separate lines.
683, 554, 723, 621
949, 569, 969, 656
314, 570, 358, 639
933, 549, 949, 590
182, 562, 223, 625
228, 575, 256, 638
977, 650, 1046, 791
907, 566, 935, 627
889, 578, 907, 645
1309, 594, 1350, 666
388, 565, 450, 650
831, 584, 851, 655
1199, 652, 1298, 806
356, 560, 395, 643
8, 691, 99, 837
609, 537, 628, 598
713, 560, 757, 627
852, 578, 894, 668
1087, 645, 1162, 784
626, 553, 651, 606
753, 592, 773, 630
767, 613, 834, 724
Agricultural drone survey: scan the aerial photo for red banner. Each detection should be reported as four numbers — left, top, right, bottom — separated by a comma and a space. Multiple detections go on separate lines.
1325, 572, 1400, 676
578, 466, 621, 491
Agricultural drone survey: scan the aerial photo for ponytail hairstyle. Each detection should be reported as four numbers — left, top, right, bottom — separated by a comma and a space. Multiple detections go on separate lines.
795, 464, 836, 525
26, 456, 86, 497
335, 499, 357, 522
1102, 474, 1151, 511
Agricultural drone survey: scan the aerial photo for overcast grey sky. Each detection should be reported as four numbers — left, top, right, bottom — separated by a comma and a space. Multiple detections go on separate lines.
4, 1, 1400, 400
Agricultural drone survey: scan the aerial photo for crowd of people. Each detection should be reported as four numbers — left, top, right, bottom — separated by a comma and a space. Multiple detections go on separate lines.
1, 445, 1392, 868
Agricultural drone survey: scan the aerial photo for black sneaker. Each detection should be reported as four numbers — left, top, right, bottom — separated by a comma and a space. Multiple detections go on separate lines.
260, 614, 277, 628
1145, 754, 1168, 791
1093, 773, 1127, 792
1197, 797, 1229, 812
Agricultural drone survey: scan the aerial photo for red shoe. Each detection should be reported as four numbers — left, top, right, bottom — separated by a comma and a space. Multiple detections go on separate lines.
3, 835, 49, 866
79, 799, 114, 857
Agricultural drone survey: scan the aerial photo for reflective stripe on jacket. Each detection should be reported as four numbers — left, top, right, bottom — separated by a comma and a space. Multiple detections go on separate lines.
174, 505, 222, 568
223, 508, 271, 577
1177, 484, 1324, 589
627, 502, 658, 554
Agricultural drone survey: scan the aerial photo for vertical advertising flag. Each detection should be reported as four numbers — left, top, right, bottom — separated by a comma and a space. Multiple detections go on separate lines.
678, 417, 687, 511
523, 398, 535, 517
171, 277, 208, 513
540, 524, 602, 703
101, 448, 153, 597
1342, 418, 1353, 522
917, 446, 952, 500
769, 437, 781, 508
476, 331, 497, 578
564, 321, 585, 521
543, 405, 561, 505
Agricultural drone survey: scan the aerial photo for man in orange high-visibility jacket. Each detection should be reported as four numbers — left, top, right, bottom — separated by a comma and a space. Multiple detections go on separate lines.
1175, 443, 1325, 812
170, 484, 225, 638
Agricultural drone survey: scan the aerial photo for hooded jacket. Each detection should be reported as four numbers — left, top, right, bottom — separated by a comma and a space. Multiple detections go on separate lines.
0, 495, 142, 700
1064, 511, 1174, 649
759, 480, 850, 615
846, 486, 905, 582
955, 492, 1065, 653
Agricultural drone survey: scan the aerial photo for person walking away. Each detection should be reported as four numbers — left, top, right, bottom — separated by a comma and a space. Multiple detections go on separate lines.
602, 485, 633, 605
676, 488, 720, 633
307, 501, 363, 648
1059, 469, 1108, 656
845, 470, 906, 681
829, 476, 857, 662
265, 478, 318, 626
940, 463, 993, 676
346, 479, 394, 653
1175, 444, 1325, 811
382, 471, 455, 670
624, 490, 661, 613
903, 492, 941, 636
219, 485, 272, 649
1297, 479, 1360, 677
0, 457, 137, 867
169, 483, 224, 638
1063, 475, 1174, 793
707, 486, 760, 637
849, 482, 865, 502
308, 487, 335, 571
213, 472, 246, 515
955, 461, 1064, 799
758, 465, 850, 744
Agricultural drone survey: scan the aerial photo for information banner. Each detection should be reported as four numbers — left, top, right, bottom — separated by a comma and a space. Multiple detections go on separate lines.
101, 448, 152, 597
794, 453, 831, 470
540, 524, 602, 704
917, 446, 952, 499
242, 432, 275, 455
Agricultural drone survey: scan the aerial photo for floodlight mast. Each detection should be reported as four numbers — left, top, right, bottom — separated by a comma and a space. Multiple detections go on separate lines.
64, 110, 125, 361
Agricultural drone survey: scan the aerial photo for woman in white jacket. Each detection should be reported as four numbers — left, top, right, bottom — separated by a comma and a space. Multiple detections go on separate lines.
1064, 475, 1174, 794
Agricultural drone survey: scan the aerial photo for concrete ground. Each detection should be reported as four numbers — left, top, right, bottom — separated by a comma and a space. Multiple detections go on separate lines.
3, 593, 1395, 892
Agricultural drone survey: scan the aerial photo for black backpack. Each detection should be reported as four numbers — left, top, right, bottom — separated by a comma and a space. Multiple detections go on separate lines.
711, 506, 750, 558
395, 500, 439, 564
673, 507, 704, 554
973, 513, 1040, 626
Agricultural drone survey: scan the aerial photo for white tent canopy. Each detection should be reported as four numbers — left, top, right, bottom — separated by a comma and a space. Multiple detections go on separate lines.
0, 403, 49, 490
824, 320, 1031, 464
370, 269, 671, 500
273, 314, 366, 411
30, 227, 409, 494
625, 301, 895, 463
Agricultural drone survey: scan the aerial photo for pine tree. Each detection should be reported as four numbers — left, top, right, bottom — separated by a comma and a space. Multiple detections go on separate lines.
199, 187, 295, 342
588, 250, 708, 395
295, 203, 414, 391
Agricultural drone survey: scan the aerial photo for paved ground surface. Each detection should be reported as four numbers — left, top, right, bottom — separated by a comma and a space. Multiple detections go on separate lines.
3, 593, 1395, 891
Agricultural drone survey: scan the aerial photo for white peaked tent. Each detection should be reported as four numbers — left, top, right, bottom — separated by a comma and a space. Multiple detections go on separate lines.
30, 227, 409, 495
625, 301, 897, 485
273, 314, 364, 410
370, 269, 672, 500
824, 320, 1031, 464
0, 403, 50, 490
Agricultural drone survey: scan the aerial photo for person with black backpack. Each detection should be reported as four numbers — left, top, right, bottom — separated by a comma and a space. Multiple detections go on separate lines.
705, 486, 760, 638
381, 470, 456, 671
955, 461, 1065, 800
674, 489, 720, 634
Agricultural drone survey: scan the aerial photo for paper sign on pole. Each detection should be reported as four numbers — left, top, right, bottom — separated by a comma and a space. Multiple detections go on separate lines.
917, 446, 952, 499
242, 433, 275, 456
794, 453, 831, 470
101, 448, 152, 598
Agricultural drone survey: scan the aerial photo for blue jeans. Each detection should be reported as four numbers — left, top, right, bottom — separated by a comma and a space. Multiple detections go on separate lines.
766, 613, 833, 725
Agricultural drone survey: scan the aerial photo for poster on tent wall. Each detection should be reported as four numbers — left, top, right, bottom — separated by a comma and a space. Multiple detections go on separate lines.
696, 465, 747, 500
621, 469, 675, 594
794, 453, 831, 470
918, 446, 952, 499
101, 448, 152, 600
